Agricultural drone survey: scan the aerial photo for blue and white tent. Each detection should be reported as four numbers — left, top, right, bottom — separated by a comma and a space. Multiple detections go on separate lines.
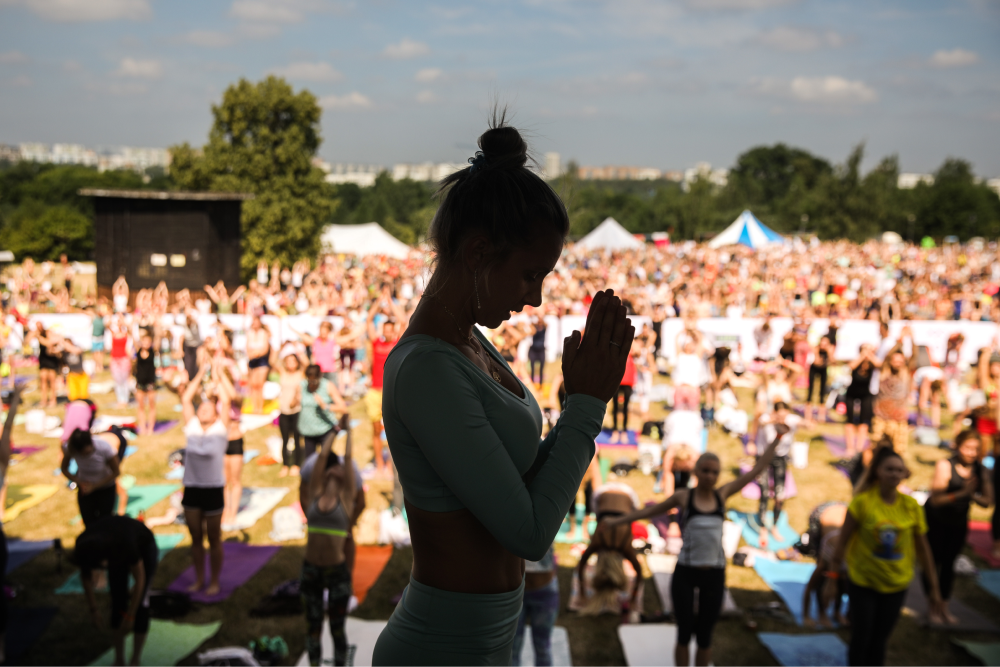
708, 210, 784, 249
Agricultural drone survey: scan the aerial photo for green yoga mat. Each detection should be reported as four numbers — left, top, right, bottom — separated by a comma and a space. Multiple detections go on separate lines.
90, 619, 221, 666
955, 639, 1000, 666
125, 484, 180, 518
56, 534, 183, 595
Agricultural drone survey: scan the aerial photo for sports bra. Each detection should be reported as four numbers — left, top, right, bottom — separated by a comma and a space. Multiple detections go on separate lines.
678, 489, 726, 569
382, 329, 606, 561
307, 498, 350, 537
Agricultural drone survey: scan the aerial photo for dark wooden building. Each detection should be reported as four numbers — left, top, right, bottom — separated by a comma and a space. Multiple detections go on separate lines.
80, 189, 253, 293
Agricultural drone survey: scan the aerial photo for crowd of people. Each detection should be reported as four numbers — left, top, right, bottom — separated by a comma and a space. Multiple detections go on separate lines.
1, 207, 1000, 664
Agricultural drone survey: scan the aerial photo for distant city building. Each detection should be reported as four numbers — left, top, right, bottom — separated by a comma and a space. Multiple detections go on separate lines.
543, 152, 563, 180
897, 173, 935, 189
577, 165, 664, 180
391, 162, 464, 182
2, 142, 169, 174
682, 162, 729, 191
663, 170, 684, 182
988, 178, 1000, 197
312, 160, 384, 187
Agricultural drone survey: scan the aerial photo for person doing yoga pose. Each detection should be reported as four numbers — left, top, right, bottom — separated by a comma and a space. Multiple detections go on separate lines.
372, 114, 633, 666
603, 425, 788, 667
575, 483, 643, 617
300, 414, 356, 666
0, 387, 23, 663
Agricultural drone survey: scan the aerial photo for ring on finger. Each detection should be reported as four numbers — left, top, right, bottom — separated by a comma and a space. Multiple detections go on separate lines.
610, 340, 622, 348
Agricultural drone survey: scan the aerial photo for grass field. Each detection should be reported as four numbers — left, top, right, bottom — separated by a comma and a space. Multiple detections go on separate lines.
4, 362, 998, 665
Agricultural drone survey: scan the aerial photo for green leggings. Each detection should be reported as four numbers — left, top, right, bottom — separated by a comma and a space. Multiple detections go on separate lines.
372, 577, 525, 666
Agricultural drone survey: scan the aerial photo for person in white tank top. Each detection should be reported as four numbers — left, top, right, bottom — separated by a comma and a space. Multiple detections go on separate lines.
180, 362, 234, 597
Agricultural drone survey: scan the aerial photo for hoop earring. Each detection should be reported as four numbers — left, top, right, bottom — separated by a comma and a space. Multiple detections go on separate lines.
474, 268, 481, 309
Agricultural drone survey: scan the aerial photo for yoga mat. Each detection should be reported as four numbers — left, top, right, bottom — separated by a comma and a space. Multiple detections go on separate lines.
7, 538, 53, 573
153, 419, 178, 434
167, 541, 279, 603
739, 465, 798, 500
823, 435, 847, 458
519, 626, 572, 666
555, 503, 596, 544
5, 484, 58, 522
757, 632, 847, 666
5, 606, 57, 664
954, 639, 1000, 666
653, 571, 740, 617
904, 579, 1000, 633
596, 429, 639, 445
243, 448, 259, 463
232, 487, 289, 531
295, 617, 387, 667
617, 624, 699, 666
979, 570, 1000, 603
353, 544, 393, 604
728, 510, 800, 552
90, 619, 222, 666
969, 521, 1000, 568
125, 484, 180, 518
752, 558, 816, 625
11, 444, 44, 461
56, 534, 183, 594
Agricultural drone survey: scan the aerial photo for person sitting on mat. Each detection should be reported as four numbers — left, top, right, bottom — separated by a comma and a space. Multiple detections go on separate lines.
301, 413, 356, 666
74, 515, 158, 667
801, 501, 849, 628
575, 482, 643, 616
603, 425, 787, 667
180, 361, 234, 596
747, 400, 800, 549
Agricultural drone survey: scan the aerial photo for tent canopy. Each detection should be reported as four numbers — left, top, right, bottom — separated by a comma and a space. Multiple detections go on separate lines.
576, 217, 644, 251
321, 222, 411, 259
708, 210, 783, 249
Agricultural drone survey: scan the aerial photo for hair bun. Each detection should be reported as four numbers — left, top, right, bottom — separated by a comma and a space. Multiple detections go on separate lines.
478, 125, 528, 168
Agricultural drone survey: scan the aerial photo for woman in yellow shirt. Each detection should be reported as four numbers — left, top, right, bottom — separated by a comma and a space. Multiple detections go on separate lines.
825, 446, 942, 666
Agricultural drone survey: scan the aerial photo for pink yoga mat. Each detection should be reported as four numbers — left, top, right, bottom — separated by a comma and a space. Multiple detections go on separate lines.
968, 521, 1000, 568
167, 542, 279, 603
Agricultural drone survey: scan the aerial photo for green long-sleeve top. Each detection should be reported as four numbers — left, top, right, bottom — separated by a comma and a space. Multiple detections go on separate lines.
382, 328, 607, 562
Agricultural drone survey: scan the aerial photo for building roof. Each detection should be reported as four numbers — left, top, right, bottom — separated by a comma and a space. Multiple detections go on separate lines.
77, 188, 254, 201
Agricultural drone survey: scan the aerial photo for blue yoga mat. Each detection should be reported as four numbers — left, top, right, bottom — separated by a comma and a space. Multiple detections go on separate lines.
728, 509, 799, 551
56, 533, 183, 595
979, 570, 1000, 603
5, 606, 57, 663
6, 538, 53, 574
753, 559, 817, 624
758, 632, 847, 666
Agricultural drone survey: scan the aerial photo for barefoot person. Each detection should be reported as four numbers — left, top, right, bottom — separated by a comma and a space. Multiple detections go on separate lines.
801, 502, 849, 628
923, 430, 993, 624
246, 316, 271, 414
180, 362, 233, 596
75, 515, 158, 667
300, 414, 356, 666
133, 333, 157, 436
371, 116, 633, 665
603, 425, 788, 667
825, 446, 944, 666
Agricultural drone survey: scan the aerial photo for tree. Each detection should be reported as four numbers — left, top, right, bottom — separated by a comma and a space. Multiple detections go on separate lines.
328, 173, 437, 245
1, 201, 93, 260
169, 76, 335, 276
910, 159, 1000, 240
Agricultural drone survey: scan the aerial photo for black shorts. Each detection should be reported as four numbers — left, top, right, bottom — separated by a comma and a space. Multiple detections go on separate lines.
248, 355, 270, 370
136, 382, 157, 393
226, 437, 244, 456
845, 395, 873, 427
181, 486, 224, 515
340, 349, 356, 367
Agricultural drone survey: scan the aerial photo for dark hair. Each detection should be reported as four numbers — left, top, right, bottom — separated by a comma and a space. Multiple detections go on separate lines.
955, 429, 981, 449
71, 529, 112, 572
67, 428, 94, 454
428, 108, 569, 285
855, 444, 903, 494
773, 401, 790, 412
324, 452, 342, 470
305, 364, 321, 380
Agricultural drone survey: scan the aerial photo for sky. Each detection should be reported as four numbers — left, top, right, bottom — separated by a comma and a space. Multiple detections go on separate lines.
0, 0, 998, 176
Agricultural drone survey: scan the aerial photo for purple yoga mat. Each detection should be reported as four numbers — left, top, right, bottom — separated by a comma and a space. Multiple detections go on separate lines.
153, 419, 179, 434
596, 429, 638, 445
823, 435, 847, 457
167, 542, 279, 603
740, 464, 798, 500
12, 445, 44, 458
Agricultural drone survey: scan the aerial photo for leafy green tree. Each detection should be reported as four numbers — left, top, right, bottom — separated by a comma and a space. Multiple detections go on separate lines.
1, 200, 93, 260
169, 76, 335, 276
328, 173, 436, 245
910, 159, 1000, 240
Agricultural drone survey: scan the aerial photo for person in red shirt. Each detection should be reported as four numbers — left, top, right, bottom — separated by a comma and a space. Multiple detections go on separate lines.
365, 288, 406, 477
610, 343, 637, 444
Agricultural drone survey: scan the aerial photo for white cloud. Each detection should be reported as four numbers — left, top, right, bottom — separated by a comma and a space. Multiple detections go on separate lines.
180, 30, 236, 48
269, 61, 343, 82
753, 26, 844, 51
416, 90, 436, 103
229, 0, 302, 23
750, 75, 876, 104
686, 0, 797, 10
11, 75, 31, 86
20, 0, 151, 21
415, 67, 442, 83
929, 48, 979, 68
0, 51, 29, 64
383, 38, 430, 59
115, 57, 162, 79
318, 91, 371, 109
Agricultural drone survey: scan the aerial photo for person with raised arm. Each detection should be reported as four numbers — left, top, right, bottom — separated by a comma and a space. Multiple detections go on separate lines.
371, 114, 633, 666
602, 423, 789, 667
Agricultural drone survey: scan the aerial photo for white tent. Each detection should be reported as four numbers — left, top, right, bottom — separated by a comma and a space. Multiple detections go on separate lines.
321, 222, 412, 259
708, 210, 784, 249
576, 217, 644, 251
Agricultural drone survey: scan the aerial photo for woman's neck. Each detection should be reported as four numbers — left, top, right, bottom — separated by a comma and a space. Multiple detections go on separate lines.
878, 483, 897, 503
